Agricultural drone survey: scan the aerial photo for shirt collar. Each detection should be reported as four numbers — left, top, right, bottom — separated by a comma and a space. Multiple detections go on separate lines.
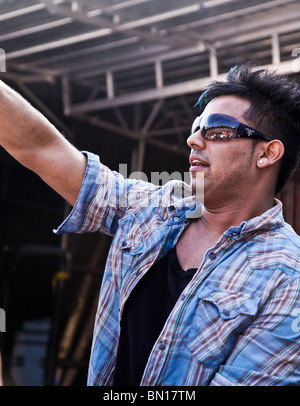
224, 198, 285, 239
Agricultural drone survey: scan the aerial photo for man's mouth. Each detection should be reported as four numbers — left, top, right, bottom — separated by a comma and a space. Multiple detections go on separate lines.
189, 154, 209, 169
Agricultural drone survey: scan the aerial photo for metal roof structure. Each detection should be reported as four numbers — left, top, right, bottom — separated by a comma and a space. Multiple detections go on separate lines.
1, 0, 300, 169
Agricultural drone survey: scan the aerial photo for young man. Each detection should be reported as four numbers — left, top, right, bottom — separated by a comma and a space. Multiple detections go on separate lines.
0, 65, 300, 386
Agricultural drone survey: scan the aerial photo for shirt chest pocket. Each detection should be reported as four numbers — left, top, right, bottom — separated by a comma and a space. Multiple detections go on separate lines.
187, 287, 261, 368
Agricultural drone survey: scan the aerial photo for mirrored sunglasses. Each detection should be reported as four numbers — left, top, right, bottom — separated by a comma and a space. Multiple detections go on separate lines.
191, 113, 273, 143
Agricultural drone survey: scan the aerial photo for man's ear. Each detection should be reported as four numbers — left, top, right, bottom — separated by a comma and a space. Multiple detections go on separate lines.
257, 140, 285, 168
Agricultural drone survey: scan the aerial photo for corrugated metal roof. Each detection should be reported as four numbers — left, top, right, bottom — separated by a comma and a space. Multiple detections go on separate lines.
1, 0, 300, 110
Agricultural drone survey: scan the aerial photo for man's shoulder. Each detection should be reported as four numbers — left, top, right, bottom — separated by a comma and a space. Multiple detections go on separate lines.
247, 223, 300, 277
278, 222, 300, 250
267, 222, 300, 275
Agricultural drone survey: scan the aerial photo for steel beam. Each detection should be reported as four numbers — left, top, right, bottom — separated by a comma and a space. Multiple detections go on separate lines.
113, 3, 201, 31
272, 32, 281, 65
72, 44, 206, 80
42, 1, 186, 48
141, 99, 164, 134
209, 49, 218, 79
92, 0, 152, 13
66, 59, 298, 113
155, 60, 163, 89
5, 27, 113, 60
0, 3, 46, 22
205, 7, 300, 44
23, 37, 140, 69
67, 74, 223, 113
215, 20, 300, 49
66, 44, 168, 78
0, 18, 72, 42
106, 71, 115, 100
172, 0, 298, 33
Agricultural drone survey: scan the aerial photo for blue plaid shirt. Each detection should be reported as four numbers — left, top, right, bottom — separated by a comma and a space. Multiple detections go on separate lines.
55, 152, 300, 386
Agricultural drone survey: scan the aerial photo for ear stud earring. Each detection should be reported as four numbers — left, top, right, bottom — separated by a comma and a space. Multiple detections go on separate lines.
259, 159, 264, 164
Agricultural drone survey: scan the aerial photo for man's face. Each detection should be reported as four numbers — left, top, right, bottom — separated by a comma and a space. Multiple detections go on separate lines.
187, 95, 259, 208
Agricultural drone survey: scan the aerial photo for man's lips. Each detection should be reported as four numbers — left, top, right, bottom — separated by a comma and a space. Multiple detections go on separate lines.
189, 153, 209, 169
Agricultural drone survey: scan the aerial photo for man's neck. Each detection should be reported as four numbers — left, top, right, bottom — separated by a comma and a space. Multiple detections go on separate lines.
198, 196, 275, 237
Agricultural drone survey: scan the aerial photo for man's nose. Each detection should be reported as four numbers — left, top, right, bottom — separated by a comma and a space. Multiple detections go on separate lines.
187, 129, 206, 150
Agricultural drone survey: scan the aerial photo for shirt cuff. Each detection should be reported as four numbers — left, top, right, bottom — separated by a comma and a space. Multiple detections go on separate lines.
53, 151, 101, 235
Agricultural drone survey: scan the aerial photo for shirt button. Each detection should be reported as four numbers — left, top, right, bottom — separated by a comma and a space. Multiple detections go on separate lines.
158, 343, 166, 351
208, 252, 216, 260
173, 216, 179, 222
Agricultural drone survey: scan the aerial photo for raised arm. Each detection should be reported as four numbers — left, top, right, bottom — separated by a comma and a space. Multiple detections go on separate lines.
0, 80, 86, 206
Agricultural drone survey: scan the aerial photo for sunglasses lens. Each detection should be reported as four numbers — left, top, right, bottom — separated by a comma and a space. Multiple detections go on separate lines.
203, 127, 236, 141
192, 114, 238, 141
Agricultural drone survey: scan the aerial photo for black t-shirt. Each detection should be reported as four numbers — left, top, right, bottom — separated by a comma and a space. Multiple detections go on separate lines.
113, 246, 197, 386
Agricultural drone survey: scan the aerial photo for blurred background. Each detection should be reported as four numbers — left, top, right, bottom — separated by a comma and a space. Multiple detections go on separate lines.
0, 0, 300, 386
